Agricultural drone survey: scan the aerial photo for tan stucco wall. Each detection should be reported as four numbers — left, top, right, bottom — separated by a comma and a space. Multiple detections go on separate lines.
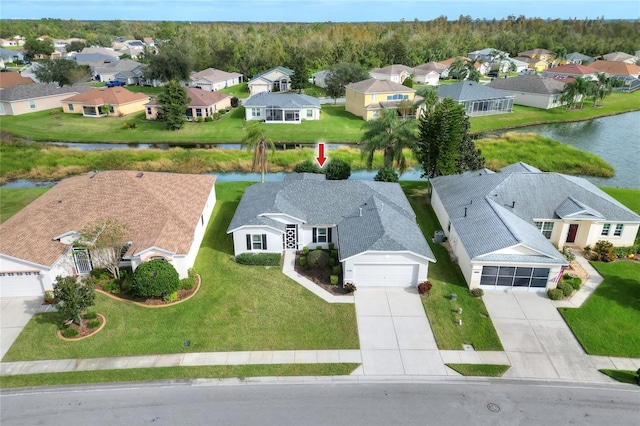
3, 94, 76, 116
61, 101, 83, 114
345, 88, 415, 120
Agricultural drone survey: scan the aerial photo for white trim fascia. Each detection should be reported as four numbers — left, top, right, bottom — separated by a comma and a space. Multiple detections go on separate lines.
340, 249, 436, 264
0, 253, 52, 270
226, 224, 284, 235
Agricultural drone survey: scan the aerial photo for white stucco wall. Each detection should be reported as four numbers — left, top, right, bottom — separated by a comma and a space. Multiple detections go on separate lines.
413, 72, 439, 85
182, 185, 217, 277
510, 92, 561, 109
232, 227, 283, 256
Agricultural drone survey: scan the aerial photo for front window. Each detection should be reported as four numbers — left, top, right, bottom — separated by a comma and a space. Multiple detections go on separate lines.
601, 223, 610, 236
614, 224, 623, 236
252, 234, 264, 250
147, 107, 152, 115
247, 234, 267, 251
252, 108, 261, 117
306, 109, 313, 118
196, 108, 202, 117
68, 103, 74, 111
317, 228, 327, 243
29, 100, 35, 109
371, 94, 376, 101
534, 221, 554, 239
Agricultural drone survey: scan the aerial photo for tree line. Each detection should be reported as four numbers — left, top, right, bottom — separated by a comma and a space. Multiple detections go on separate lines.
2, 17, 639, 78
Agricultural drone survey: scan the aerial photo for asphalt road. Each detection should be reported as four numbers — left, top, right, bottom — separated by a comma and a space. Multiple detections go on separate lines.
2, 380, 638, 425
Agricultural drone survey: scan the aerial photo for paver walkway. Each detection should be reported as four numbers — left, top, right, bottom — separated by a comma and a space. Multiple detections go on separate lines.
352, 287, 453, 376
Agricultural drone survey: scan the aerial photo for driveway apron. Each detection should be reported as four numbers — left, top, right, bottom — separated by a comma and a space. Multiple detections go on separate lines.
354, 287, 447, 376
0, 297, 45, 359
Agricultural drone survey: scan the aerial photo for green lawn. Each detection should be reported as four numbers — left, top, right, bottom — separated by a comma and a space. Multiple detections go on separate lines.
401, 181, 503, 351
2, 182, 359, 362
0, 364, 359, 389
446, 364, 510, 377
559, 261, 640, 358
599, 369, 638, 385
600, 187, 640, 215
219, 82, 249, 99
0, 187, 50, 223
469, 91, 640, 133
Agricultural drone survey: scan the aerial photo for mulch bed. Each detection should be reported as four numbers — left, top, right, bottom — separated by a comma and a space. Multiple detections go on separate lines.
96, 275, 200, 307
293, 252, 348, 296
57, 313, 106, 341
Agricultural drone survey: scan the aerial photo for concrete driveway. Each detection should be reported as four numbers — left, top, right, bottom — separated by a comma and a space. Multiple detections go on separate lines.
353, 287, 451, 376
483, 291, 613, 382
0, 297, 46, 359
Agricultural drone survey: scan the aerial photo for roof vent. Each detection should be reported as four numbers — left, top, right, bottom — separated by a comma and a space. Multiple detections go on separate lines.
359, 207, 363, 217
136, 172, 144, 178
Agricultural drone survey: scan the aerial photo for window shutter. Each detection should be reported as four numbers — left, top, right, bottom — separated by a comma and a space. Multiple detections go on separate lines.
312, 228, 317, 243
262, 234, 267, 250
328, 228, 332, 243
246, 234, 251, 251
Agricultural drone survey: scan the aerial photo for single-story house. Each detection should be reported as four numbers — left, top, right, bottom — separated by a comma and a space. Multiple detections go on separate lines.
0, 83, 90, 116
0, 171, 217, 297
144, 87, 231, 120
345, 78, 416, 121
518, 48, 556, 62
430, 163, 640, 292
243, 91, 320, 123
506, 58, 530, 73
0, 71, 34, 89
589, 60, 640, 79
437, 81, 514, 116
413, 62, 447, 85
512, 56, 549, 72
247, 66, 294, 95
601, 52, 639, 64
227, 173, 435, 287
93, 59, 143, 84
0, 48, 24, 63
486, 75, 566, 109
467, 48, 510, 64
311, 70, 329, 88
541, 63, 600, 80
566, 52, 595, 65
0, 38, 18, 47
61, 87, 149, 117
439, 56, 491, 75
190, 68, 243, 91
369, 64, 414, 84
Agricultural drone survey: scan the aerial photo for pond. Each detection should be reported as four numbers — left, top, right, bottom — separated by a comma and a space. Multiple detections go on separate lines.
493, 111, 640, 188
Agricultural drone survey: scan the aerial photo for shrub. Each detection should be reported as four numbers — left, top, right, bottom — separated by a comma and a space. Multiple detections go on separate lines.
163, 291, 179, 303
102, 279, 121, 294
316, 246, 322, 251
122, 120, 137, 129
230, 96, 239, 108
330, 249, 338, 259
44, 290, 54, 303
180, 277, 196, 290
583, 245, 591, 253
328, 257, 335, 267
418, 281, 433, 295
332, 265, 341, 275
328, 242, 335, 251
613, 245, 638, 259
330, 275, 339, 285
557, 281, 573, 297
89, 268, 109, 279
299, 256, 307, 267
132, 259, 180, 298
547, 288, 564, 300
293, 159, 322, 174
374, 166, 399, 183
470, 288, 484, 298
591, 240, 616, 262
62, 328, 79, 338
121, 272, 134, 293
204, 116, 213, 122
324, 158, 351, 180
567, 277, 582, 291
307, 249, 330, 268
562, 246, 576, 262
302, 246, 310, 255
87, 320, 100, 329
343, 282, 357, 293
402, 77, 414, 88
235, 253, 281, 266
53, 275, 96, 326
83, 311, 97, 320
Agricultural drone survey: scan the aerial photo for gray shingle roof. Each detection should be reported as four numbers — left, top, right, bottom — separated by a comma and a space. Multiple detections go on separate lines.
566, 52, 595, 63
431, 164, 640, 264
486, 75, 566, 95
0, 83, 91, 102
243, 92, 320, 108
227, 175, 434, 262
438, 81, 514, 102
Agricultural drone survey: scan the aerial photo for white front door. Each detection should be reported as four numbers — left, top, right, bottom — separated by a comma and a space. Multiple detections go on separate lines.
285, 225, 297, 250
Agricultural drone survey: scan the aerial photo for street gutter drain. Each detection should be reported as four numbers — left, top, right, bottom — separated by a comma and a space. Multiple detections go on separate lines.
487, 403, 500, 413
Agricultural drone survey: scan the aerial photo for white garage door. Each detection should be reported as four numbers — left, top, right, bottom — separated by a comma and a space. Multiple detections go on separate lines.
354, 264, 418, 287
0, 273, 44, 297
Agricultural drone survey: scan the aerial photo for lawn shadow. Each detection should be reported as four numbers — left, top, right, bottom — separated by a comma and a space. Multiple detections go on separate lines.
33, 311, 64, 327
201, 200, 236, 255
589, 275, 640, 311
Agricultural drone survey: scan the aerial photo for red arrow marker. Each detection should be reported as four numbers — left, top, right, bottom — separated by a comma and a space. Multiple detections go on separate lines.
316, 142, 327, 168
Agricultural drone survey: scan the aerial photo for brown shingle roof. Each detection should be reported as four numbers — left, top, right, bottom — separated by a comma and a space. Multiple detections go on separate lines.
346, 78, 414, 94
0, 171, 216, 267
63, 87, 149, 106
0, 71, 34, 89
186, 87, 231, 107
545, 63, 599, 75
589, 60, 640, 76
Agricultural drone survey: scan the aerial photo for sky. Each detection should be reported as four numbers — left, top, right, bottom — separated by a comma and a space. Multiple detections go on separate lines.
1, 0, 639, 22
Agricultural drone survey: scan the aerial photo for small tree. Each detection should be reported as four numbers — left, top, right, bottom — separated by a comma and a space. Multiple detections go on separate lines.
157, 80, 190, 130
34, 59, 91, 87
374, 166, 399, 182
80, 218, 129, 281
132, 259, 180, 298
242, 121, 275, 183
53, 275, 96, 326
402, 77, 414, 88
325, 62, 369, 104
324, 158, 351, 180
591, 240, 616, 262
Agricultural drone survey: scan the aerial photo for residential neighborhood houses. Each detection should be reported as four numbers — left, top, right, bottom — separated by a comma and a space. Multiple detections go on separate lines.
0, 22, 639, 393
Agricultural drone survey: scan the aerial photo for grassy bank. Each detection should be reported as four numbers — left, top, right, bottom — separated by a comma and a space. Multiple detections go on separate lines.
476, 132, 614, 177
469, 91, 640, 133
0, 364, 359, 389
3, 182, 359, 362
0, 187, 50, 223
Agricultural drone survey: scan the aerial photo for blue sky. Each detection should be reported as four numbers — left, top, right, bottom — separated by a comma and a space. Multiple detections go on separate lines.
2, 0, 638, 21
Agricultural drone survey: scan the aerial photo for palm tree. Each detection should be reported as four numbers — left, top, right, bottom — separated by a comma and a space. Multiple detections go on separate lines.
572, 76, 590, 109
241, 121, 275, 183
415, 86, 439, 114
449, 57, 468, 80
590, 73, 612, 107
360, 109, 417, 173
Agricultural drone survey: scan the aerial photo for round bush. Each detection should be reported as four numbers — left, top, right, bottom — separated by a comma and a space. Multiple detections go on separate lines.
374, 166, 399, 183
547, 288, 564, 300
293, 159, 322, 174
568, 277, 582, 291
470, 288, 484, 298
307, 249, 330, 268
557, 281, 573, 297
132, 259, 180, 298
324, 159, 351, 180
